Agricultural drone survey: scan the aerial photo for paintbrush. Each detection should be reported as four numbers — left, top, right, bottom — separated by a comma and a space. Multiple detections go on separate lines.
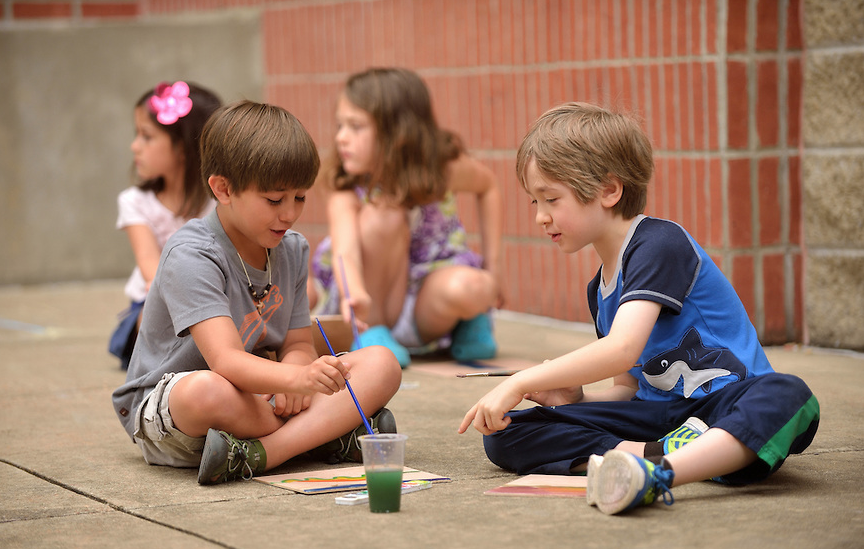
455, 370, 520, 378
338, 256, 363, 347
315, 317, 374, 436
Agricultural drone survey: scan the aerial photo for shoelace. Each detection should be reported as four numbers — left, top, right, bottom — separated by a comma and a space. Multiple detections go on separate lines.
653, 467, 675, 506
226, 439, 255, 481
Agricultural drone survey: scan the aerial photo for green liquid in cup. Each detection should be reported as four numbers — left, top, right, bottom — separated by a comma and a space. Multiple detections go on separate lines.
365, 468, 403, 513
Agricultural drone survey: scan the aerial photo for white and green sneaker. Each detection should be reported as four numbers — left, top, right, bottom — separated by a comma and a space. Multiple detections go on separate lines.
659, 416, 708, 454
588, 450, 675, 515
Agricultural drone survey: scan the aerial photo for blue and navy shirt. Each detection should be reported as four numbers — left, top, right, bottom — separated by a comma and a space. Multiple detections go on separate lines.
587, 216, 774, 401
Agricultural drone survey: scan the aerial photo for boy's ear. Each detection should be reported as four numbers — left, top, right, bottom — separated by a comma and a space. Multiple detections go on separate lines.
599, 175, 624, 208
208, 175, 232, 204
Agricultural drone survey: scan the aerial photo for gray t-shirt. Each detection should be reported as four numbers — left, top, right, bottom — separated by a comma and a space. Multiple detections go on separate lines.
112, 209, 311, 439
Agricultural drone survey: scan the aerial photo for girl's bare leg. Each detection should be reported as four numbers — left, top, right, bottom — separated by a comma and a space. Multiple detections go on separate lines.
413, 265, 498, 342
357, 203, 410, 327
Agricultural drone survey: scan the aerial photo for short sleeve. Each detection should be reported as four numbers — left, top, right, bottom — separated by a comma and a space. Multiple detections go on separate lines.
619, 219, 701, 314
116, 187, 150, 230
158, 242, 231, 337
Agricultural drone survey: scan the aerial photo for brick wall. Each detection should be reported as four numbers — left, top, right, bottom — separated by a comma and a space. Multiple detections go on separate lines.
4, 0, 809, 345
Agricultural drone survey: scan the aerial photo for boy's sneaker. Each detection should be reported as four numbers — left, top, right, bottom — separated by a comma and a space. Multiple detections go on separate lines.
659, 416, 709, 454
450, 313, 497, 362
588, 449, 675, 515
308, 408, 398, 464
197, 429, 267, 485
353, 325, 411, 368
585, 454, 604, 507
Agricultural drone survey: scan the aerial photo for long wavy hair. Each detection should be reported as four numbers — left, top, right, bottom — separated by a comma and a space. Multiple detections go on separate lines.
325, 67, 463, 208
135, 82, 222, 218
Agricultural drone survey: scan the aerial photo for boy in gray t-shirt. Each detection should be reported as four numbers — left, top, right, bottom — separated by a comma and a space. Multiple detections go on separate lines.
112, 100, 402, 484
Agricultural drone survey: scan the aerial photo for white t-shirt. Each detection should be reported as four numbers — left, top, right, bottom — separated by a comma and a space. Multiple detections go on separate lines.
116, 187, 215, 302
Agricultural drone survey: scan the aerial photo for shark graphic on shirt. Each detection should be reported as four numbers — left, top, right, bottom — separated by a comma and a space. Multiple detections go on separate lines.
642, 328, 747, 398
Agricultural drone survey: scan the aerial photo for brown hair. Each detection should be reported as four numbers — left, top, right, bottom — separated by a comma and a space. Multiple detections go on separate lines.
516, 102, 653, 218
135, 82, 222, 218
325, 67, 462, 208
200, 100, 320, 194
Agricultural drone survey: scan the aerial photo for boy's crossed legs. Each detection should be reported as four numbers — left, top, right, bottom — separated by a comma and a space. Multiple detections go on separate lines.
160, 345, 401, 480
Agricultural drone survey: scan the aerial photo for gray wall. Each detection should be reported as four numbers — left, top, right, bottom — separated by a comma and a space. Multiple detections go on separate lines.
802, 0, 864, 349
0, 12, 262, 284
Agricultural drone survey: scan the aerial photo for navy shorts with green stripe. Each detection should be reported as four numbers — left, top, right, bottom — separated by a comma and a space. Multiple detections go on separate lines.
483, 372, 819, 485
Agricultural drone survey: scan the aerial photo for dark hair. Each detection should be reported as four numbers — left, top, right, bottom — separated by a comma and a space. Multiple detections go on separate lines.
135, 82, 222, 218
200, 100, 320, 194
326, 67, 463, 208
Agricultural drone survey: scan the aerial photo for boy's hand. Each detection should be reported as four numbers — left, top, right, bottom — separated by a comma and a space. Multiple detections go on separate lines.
458, 383, 524, 436
266, 393, 312, 418
293, 355, 352, 395
524, 385, 584, 407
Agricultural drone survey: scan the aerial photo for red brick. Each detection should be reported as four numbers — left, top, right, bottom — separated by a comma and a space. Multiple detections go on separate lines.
732, 254, 756, 323
706, 62, 720, 149
727, 0, 748, 52
756, 60, 779, 148
649, 63, 664, 148
501, 0, 515, 65
787, 57, 803, 146
762, 253, 787, 341
728, 158, 752, 248
476, 0, 491, 66
633, 0, 646, 57
708, 158, 724, 247
727, 61, 749, 150
81, 3, 138, 18
664, 63, 678, 149
787, 0, 803, 50
662, 0, 674, 56
756, 0, 779, 51
705, 0, 718, 54
792, 252, 803, 339
693, 159, 710, 243
13, 2, 71, 18
758, 157, 781, 245
584, 0, 597, 60
647, 0, 659, 58
788, 155, 802, 245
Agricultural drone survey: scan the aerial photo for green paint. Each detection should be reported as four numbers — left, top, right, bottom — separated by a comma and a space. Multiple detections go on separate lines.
366, 468, 403, 513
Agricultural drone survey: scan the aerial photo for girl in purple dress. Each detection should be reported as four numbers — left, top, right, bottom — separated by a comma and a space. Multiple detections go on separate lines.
309, 68, 503, 367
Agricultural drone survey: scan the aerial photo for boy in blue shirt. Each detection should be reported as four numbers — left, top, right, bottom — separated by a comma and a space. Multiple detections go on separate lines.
459, 102, 819, 514
113, 101, 402, 484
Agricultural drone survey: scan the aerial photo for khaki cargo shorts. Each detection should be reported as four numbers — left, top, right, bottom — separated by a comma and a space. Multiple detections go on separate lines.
134, 371, 205, 468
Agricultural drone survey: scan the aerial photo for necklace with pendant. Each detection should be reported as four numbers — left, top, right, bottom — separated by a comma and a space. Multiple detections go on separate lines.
238, 250, 272, 314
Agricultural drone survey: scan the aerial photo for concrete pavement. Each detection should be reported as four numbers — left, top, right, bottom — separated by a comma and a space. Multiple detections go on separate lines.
1, 281, 862, 548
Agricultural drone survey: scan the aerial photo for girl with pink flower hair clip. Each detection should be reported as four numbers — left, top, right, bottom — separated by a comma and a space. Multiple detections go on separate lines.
109, 81, 222, 370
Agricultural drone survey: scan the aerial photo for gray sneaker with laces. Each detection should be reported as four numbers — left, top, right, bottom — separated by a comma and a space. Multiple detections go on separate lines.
197, 429, 267, 485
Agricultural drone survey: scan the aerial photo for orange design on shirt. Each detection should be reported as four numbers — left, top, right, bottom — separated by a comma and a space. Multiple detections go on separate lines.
239, 285, 284, 349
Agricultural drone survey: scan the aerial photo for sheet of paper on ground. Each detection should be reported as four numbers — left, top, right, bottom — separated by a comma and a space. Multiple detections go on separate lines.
485, 474, 587, 498
255, 465, 450, 494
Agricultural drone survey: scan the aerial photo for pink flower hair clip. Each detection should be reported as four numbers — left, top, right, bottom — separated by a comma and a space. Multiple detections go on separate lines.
148, 81, 193, 125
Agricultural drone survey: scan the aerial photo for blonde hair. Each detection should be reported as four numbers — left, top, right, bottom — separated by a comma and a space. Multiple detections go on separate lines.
201, 100, 320, 194
516, 102, 653, 218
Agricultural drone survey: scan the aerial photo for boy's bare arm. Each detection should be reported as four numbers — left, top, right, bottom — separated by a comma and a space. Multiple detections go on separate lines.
458, 299, 661, 435
189, 316, 349, 397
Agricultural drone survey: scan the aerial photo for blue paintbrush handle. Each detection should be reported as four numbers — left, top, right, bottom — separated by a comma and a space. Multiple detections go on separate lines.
315, 318, 374, 435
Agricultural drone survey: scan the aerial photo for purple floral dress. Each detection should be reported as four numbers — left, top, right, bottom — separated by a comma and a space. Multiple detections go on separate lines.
311, 189, 482, 347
